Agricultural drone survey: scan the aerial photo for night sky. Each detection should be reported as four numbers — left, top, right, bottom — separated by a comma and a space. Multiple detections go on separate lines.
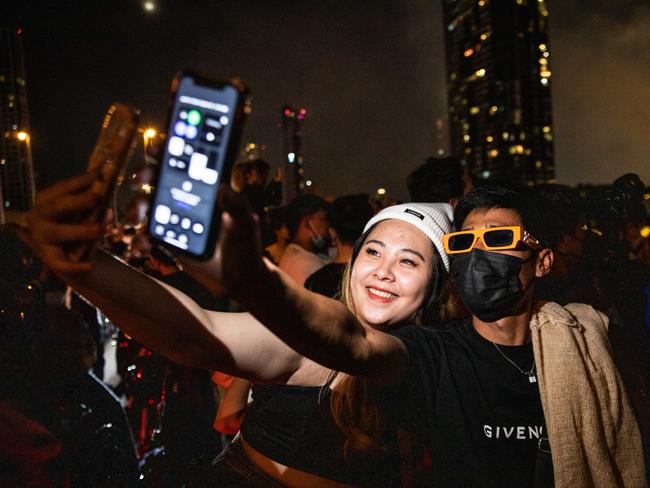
6, 1, 650, 201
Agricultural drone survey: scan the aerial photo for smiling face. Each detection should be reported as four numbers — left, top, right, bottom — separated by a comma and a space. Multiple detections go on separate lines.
350, 219, 434, 329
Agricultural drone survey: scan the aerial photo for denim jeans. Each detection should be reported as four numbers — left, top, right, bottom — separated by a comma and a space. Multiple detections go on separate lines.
184, 435, 287, 487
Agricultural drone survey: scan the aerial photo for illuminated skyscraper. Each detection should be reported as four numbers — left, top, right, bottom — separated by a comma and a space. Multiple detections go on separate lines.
442, 0, 555, 186
280, 105, 307, 203
0, 27, 35, 223
434, 117, 451, 157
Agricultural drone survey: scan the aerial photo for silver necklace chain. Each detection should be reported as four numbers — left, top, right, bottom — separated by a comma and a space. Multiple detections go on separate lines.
492, 342, 537, 383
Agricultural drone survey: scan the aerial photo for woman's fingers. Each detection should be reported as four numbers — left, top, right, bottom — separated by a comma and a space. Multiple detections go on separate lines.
40, 245, 94, 274
35, 171, 96, 205
25, 172, 105, 274
35, 190, 100, 221
33, 221, 101, 245
29, 172, 100, 227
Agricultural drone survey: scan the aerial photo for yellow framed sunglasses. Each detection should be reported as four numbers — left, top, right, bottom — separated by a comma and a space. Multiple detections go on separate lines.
443, 226, 542, 254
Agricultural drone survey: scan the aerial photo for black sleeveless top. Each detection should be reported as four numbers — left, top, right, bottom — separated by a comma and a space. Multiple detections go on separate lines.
240, 383, 401, 487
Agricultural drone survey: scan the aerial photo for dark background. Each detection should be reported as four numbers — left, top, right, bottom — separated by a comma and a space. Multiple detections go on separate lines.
6, 0, 650, 200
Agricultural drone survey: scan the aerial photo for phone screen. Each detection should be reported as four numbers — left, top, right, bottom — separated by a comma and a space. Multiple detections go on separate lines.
149, 76, 240, 257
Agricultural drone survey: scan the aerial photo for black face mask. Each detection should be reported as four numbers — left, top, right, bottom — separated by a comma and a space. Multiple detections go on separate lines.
451, 248, 528, 322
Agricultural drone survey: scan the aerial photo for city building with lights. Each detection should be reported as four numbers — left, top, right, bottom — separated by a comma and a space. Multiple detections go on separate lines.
280, 105, 308, 203
434, 117, 451, 157
0, 26, 35, 223
442, 0, 555, 186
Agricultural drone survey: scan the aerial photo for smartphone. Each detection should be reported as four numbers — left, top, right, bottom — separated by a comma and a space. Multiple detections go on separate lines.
71, 102, 140, 260
148, 72, 250, 260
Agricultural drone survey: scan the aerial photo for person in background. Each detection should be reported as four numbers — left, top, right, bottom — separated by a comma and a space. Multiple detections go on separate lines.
278, 194, 331, 285
213, 376, 252, 437
531, 184, 588, 305
406, 156, 473, 207
231, 159, 282, 218
305, 194, 374, 298
581, 175, 650, 482
264, 206, 290, 265
238, 158, 270, 217
613, 173, 649, 258
231, 158, 283, 250
230, 160, 249, 193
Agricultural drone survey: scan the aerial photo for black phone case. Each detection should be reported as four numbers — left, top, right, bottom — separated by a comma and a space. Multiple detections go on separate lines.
149, 71, 251, 260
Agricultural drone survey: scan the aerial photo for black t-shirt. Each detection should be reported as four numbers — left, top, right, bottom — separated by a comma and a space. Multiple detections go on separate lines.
386, 319, 548, 487
242, 384, 401, 487
305, 263, 346, 299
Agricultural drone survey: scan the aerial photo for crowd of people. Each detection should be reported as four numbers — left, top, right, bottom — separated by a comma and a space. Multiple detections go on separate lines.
1, 153, 649, 487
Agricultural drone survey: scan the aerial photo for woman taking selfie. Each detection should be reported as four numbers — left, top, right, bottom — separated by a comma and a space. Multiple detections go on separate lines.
25, 172, 455, 487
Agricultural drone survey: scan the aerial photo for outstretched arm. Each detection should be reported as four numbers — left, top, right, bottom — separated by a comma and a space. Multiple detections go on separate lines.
22, 173, 302, 382
75, 249, 302, 380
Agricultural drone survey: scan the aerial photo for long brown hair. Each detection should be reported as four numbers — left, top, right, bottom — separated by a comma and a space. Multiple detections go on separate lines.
328, 223, 452, 459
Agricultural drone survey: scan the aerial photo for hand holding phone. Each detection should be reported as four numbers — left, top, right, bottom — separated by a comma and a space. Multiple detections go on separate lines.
148, 72, 251, 260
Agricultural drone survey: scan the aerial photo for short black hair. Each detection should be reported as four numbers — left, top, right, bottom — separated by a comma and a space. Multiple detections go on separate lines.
532, 184, 584, 248
407, 157, 464, 203
285, 194, 328, 236
327, 194, 374, 245
454, 185, 554, 249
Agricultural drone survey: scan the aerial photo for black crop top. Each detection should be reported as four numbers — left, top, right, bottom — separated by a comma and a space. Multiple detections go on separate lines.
240, 383, 401, 487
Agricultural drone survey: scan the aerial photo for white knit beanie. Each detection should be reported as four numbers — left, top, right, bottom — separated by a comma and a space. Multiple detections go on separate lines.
363, 202, 454, 272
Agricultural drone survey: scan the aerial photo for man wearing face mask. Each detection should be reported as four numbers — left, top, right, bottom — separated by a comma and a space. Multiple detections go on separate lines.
433, 185, 644, 486
278, 194, 332, 285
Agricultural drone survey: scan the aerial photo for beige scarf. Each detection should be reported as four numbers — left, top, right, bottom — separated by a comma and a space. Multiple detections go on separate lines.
530, 301, 646, 488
